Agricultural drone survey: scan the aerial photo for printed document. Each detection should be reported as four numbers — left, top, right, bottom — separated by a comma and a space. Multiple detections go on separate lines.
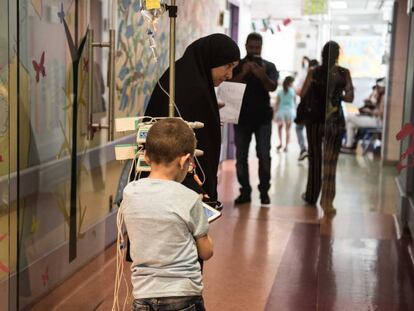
216, 82, 246, 124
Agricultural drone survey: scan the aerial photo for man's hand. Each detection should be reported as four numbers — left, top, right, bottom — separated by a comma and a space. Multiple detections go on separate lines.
231, 62, 253, 83
250, 62, 277, 92
250, 62, 266, 79
241, 62, 253, 76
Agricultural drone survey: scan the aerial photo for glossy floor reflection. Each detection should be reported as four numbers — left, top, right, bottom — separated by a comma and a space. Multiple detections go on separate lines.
265, 223, 414, 311
29, 146, 411, 311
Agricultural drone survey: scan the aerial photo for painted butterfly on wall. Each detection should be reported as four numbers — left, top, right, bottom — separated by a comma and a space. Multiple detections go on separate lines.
396, 123, 414, 173
32, 51, 46, 83
83, 57, 89, 73
41, 266, 49, 287
57, 3, 65, 24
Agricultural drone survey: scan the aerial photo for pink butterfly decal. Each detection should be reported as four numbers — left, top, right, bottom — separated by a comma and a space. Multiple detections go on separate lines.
0, 261, 9, 273
32, 51, 46, 83
396, 123, 414, 173
83, 57, 89, 72
41, 267, 49, 286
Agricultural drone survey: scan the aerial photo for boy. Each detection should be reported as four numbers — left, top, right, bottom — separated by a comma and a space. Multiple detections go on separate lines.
122, 118, 213, 311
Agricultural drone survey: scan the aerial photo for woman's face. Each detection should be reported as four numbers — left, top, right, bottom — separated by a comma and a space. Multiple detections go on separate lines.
211, 61, 239, 87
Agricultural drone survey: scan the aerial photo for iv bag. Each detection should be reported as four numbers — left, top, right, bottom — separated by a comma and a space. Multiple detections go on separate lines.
140, 0, 167, 23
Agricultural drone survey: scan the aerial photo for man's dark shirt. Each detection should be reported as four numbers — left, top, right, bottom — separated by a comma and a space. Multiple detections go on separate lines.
234, 57, 279, 126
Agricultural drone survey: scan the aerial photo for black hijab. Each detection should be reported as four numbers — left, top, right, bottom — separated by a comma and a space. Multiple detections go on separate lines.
145, 33, 240, 200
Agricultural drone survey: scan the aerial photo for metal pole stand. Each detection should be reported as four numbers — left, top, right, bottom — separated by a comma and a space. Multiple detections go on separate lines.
166, 1, 177, 117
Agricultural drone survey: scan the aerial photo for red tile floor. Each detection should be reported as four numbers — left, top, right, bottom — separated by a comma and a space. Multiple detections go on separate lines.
29, 154, 414, 311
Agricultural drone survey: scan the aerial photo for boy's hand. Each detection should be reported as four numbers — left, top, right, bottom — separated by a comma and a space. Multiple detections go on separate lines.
218, 102, 226, 109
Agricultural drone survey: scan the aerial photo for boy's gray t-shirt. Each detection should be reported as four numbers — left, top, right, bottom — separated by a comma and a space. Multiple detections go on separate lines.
122, 178, 209, 299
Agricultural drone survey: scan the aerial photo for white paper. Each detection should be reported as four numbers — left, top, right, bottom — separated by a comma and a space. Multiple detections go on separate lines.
216, 81, 246, 124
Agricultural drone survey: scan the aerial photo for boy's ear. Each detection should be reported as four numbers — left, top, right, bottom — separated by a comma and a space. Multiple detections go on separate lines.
144, 151, 151, 164
179, 153, 191, 169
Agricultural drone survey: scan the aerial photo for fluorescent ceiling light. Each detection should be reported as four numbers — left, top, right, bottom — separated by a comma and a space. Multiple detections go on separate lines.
335, 16, 349, 21
330, 1, 348, 9
338, 24, 351, 30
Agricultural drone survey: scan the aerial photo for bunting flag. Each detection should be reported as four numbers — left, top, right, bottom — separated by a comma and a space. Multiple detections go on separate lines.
252, 18, 293, 34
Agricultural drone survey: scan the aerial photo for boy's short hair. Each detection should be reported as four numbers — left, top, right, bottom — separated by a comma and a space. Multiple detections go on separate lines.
146, 118, 196, 164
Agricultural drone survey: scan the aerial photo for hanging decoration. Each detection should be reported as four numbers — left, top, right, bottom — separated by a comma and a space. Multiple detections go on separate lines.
252, 17, 293, 34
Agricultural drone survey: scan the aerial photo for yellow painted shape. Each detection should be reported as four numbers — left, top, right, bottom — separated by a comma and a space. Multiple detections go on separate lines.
31, 216, 38, 233
31, 0, 43, 18
146, 0, 161, 9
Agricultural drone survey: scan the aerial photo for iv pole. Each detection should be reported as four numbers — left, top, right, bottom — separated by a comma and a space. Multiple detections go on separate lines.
167, 0, 177, 117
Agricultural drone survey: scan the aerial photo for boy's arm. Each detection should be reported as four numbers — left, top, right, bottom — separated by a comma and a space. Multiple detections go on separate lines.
195, 234, 213, 260
189, 199, 212, 260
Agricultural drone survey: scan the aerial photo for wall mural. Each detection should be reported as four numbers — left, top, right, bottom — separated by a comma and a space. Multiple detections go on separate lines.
0, 0, 225, 301
116, 0, 224, 116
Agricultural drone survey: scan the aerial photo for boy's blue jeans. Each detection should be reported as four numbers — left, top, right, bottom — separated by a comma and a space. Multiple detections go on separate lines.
132, 296, 205, 311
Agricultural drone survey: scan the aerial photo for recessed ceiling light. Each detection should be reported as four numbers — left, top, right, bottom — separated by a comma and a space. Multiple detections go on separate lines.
330, 1, 348, 9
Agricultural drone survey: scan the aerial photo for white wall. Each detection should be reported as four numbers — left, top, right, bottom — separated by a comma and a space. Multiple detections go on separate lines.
237, 0, 253, 47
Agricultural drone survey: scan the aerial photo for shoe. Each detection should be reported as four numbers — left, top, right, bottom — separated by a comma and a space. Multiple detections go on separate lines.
301, 193, 316, 206
283, 147, 288, 153
340, 146, 356, 154
323, 207, 336, 216
276, 144, 282, 152
298, 150, 308, 161
260, 193, 270, 205
234, 194, 251, 205
204, 200, 223, 211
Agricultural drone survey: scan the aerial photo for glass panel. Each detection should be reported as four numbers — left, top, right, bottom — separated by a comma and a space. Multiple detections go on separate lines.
320, 2, 395, 214
15, 1, 76, 308
0, 0, 10, 310
13, 0, 124, 308
403, 13, 414, 199
12, 0, 128, 308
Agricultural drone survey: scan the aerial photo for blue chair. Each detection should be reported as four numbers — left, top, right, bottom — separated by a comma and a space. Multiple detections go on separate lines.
360, 127, 382, 155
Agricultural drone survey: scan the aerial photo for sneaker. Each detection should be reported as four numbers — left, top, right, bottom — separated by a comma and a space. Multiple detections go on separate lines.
234, 194, 251, 205
283, 147, 288, 153
260, 193, 270, 205
276, 144, 283, 152
298, 150, 308, 161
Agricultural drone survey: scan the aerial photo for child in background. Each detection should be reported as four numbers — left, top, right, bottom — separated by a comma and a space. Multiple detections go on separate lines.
275, 76, 296, 152
122, 118, 213, 311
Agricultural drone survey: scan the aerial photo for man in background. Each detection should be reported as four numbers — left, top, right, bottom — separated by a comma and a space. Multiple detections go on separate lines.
231, 33, 278, 205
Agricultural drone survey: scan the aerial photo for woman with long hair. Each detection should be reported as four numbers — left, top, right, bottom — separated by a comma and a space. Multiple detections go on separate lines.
274, 76, 296, 152
300, 41, 354, 216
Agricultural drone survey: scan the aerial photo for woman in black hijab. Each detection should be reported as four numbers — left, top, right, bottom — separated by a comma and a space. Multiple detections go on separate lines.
145, 33, 240, 202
